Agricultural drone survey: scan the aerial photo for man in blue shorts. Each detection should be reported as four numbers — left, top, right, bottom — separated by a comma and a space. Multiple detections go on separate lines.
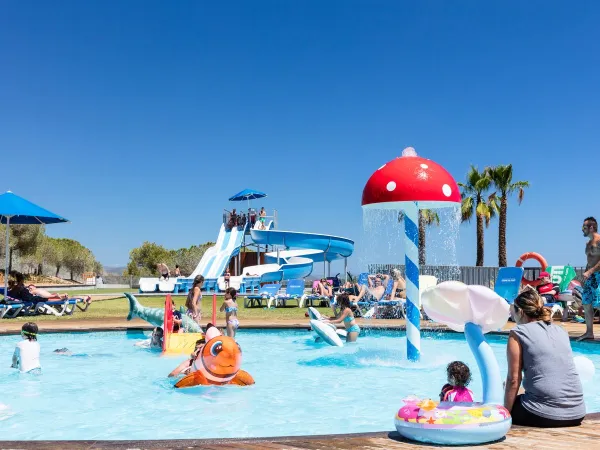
577, 217, 600, 341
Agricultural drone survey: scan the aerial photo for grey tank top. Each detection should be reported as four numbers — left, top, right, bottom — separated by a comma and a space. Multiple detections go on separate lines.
511, 321, 585, 420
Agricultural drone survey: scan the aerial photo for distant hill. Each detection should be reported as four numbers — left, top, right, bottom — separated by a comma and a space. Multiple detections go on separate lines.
103, 265, 126, 275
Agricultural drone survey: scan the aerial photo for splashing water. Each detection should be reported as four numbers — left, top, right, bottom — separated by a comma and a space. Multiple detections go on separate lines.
359, 209, 403, 273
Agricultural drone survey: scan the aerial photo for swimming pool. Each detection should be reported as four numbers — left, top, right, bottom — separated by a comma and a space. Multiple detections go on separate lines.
1, 328, 598, 440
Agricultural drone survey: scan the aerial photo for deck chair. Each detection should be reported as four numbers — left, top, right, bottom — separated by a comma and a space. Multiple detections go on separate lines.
494, 267, 524, 304
299, 280, 334, 308
546, 266, 579, 320
268, 279, 305, 308
244, 283, 281, 308
0, 303, 16, 319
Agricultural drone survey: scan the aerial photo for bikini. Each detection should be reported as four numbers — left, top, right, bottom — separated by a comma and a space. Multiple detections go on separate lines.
225, 305, 239, 329
344, 314, 360, 334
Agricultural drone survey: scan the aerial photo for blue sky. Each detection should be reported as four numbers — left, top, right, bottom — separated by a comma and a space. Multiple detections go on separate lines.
1, 1, 598, 272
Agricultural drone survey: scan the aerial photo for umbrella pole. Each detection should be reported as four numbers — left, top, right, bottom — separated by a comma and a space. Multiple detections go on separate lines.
4, 216, 10, 295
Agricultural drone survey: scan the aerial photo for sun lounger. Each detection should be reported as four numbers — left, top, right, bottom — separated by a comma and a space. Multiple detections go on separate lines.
268, 279, 305, 308
494, 267, 524, 304
244, 283, 281, 308
299, 280, 334, 308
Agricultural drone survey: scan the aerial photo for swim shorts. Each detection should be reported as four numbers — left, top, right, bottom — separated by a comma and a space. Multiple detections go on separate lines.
582, 272, 600, 306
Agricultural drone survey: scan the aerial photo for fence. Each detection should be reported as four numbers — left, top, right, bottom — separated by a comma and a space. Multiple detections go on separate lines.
367, 264, 587, 288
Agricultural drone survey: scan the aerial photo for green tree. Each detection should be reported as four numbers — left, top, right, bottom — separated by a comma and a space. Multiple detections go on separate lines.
172, 242, 214, 276
459, 165, 499, 266
61, 239, 95, 281
398, 209, 440, 265
486, 164, 529, 267
124, 242, 173, 277
41, 237, 66, 277
0, 224, 45, 272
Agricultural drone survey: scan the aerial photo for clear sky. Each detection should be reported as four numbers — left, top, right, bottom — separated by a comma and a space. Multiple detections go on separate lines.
1, 1, 598, 273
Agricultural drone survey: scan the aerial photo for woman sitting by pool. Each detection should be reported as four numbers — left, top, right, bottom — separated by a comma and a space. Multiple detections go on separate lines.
323, 293, 360, 342
505, 287, 585, 427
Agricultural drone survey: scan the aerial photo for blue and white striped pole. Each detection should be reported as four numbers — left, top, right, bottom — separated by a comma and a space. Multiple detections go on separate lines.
403, 201, 420, 361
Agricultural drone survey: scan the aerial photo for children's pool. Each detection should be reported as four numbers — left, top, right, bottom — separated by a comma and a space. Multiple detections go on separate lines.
1, 328, 599, 440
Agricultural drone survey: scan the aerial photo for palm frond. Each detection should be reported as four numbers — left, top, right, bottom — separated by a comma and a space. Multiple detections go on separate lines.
461, 196, 474, 222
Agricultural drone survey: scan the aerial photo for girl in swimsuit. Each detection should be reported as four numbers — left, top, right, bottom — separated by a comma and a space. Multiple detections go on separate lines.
439, 361, 474, 402
185, 275, 204, 325
220, 287, 239, 339
324, 294, 360, 342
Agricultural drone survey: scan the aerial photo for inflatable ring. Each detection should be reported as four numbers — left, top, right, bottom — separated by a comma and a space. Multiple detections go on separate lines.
395, 397, 511, 445
515, 252, 548, 287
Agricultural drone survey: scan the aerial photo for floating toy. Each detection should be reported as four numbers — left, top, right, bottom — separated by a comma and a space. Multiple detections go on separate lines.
307, 307, 347, 345
162, 296, 204, 355
174, 335, 255, 388
394, 281, 512, 445
574, 356, 596, 383
125, 293, 202, 333
515, 252, 548, 287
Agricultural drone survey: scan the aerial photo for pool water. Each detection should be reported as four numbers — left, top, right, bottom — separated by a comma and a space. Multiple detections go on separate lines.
1, 328, 599, 440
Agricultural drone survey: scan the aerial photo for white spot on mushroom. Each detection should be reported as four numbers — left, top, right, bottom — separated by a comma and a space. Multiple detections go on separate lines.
379, 164, 386, 170
420, 163, 428, 169
386, 181, 396, 191
442, 184, 452, 197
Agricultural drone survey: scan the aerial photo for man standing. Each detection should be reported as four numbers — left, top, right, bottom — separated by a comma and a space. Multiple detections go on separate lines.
577, 217, 600, 341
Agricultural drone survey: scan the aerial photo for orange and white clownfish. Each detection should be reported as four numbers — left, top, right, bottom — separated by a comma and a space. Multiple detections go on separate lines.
174, 335, 255, 388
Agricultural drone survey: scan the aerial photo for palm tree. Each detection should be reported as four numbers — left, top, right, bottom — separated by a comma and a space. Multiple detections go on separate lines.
486, 164, 529, 267
459, 165, 499, 266
398, 209, 440, 265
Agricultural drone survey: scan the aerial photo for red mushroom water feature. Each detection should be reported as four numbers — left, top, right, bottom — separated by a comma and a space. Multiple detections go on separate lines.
362, 147, 460, 361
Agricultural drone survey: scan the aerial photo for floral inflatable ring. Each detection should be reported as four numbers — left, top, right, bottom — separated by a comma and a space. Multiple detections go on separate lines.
394, 396, 511, 445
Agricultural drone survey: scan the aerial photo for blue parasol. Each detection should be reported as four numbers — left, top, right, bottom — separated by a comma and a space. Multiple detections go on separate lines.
0, 191, 69, 294
228, 189, 267, 209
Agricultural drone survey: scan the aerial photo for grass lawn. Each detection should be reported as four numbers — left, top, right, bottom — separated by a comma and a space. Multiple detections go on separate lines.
49, 288, 138, 295
5, 293, 333, 323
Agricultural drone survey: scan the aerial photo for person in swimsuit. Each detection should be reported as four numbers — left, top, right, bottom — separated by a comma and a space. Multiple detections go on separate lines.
174, 265, 181, 277
185, 275, 204, 325
224, 268, 231, 289
367, 273, 390, 301
317, 278, 333, 298
439, 361, 474, 402
259, 207, 266, 230
578, 217, 600, 341
12, 322, 41, 373
134, 327, 164, 349
220, 287, 239, 339
535, 271, 560, 303
156, 263, 170, 281
168, 338, 205, 377
324, 293, 360, 342
388, 268, 407, 300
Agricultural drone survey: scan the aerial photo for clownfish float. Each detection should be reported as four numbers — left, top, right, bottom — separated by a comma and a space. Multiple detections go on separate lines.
174, 332, 255, 388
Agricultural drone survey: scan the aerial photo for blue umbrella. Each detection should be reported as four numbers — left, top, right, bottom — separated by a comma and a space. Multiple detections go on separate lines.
0, 191, 69, 294
228, 189, 267, 209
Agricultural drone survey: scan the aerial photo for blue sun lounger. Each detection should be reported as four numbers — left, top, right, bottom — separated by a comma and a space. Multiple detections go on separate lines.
268, 279, 305, 308
243, 283, 281, 308
494, 267, 524, 304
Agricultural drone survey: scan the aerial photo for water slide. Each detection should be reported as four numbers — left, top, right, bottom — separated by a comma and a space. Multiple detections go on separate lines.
189, 224, 246, 279
222, 228, 354, 287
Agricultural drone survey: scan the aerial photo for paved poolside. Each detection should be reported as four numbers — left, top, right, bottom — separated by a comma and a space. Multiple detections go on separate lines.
1, 415, 599, 449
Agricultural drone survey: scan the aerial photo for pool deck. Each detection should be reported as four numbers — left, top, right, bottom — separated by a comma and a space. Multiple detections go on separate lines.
2, 415, 600, 449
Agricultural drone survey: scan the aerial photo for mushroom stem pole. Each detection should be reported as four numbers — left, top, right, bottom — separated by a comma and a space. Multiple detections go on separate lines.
403, 202, 420, 361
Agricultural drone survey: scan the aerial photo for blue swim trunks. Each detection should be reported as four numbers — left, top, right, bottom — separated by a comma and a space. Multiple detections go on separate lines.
582, 272, 600, 306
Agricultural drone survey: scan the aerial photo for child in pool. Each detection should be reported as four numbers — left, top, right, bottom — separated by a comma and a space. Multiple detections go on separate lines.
11, 322, 41, 373
324, 293, 360, 342
220, 288, 239, 338
440, 361, 474, 402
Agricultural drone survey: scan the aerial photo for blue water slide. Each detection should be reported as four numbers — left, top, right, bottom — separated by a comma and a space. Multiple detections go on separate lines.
189, 224, 246, 279
249, 229, 354, 280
